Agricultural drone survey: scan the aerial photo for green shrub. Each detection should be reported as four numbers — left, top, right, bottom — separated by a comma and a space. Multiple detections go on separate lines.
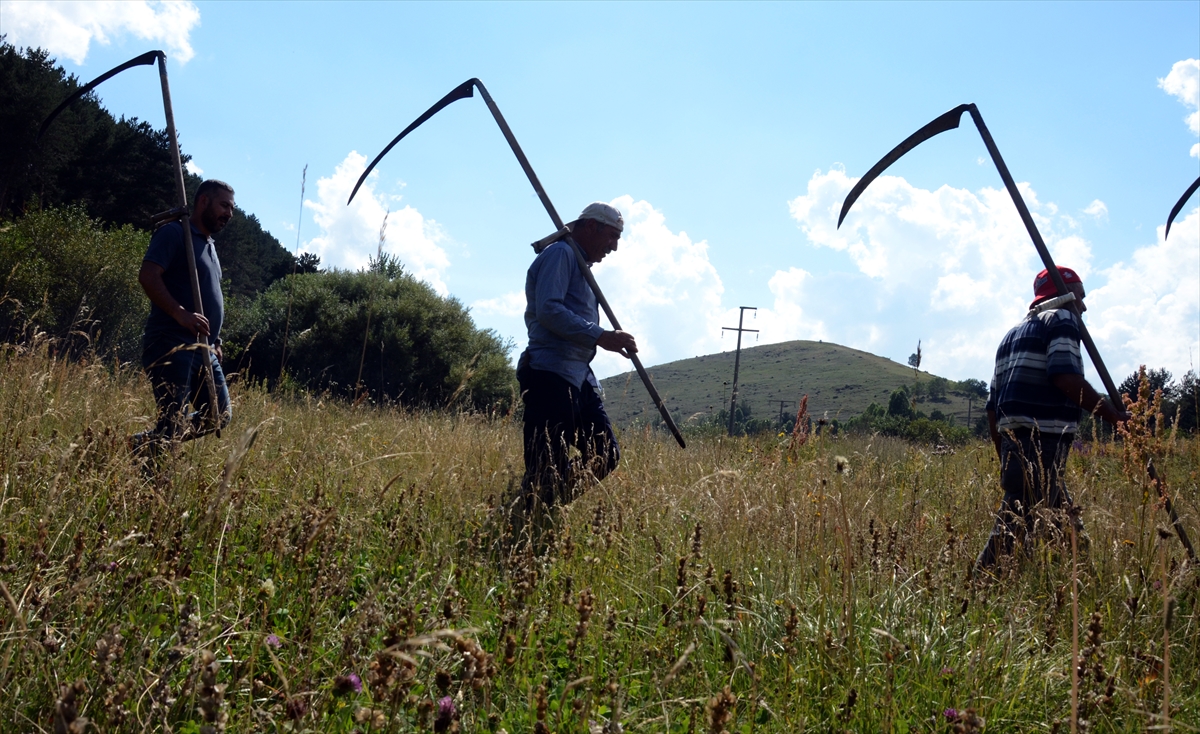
0, 205, 147, 358
223, 256, 515, 410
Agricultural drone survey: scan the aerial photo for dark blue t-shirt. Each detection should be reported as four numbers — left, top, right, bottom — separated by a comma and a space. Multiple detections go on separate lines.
142, 221, 223, 346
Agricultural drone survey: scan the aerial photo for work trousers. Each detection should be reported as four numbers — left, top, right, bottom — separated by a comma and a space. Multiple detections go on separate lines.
975, 428, 1078, 570
518, 365, 619, 510
142, 338, 231, 441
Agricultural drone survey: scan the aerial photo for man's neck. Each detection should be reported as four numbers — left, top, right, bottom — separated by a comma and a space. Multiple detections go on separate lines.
189, 215, 211, 238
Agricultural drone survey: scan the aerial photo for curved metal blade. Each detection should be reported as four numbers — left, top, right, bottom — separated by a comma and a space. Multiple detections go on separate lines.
837, 104, 971, 228
347, 79, 478, 204
1165, 176, 1200, 240
37, 50, 162, 142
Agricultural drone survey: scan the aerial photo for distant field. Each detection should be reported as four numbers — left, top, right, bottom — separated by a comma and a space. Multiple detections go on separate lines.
600, 339, 985, 428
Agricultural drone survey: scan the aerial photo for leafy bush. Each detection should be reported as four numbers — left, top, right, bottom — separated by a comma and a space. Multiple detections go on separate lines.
0, 205, 147, 358
842, 386, 971, 445
224, 256, 515, 410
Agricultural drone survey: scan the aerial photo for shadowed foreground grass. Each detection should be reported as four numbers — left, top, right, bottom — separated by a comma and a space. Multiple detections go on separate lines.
1, 343, 1196, 732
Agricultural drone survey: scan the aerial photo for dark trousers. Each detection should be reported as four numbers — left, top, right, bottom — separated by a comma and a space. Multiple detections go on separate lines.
976, 428, 1078, 569
142, 338, 230, 441
519, 365, 619, 509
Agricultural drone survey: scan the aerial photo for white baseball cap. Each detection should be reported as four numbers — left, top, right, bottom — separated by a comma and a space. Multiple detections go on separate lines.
574, 202, 624, 232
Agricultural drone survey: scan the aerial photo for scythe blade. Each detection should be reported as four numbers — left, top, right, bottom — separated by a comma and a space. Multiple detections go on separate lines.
837, 104, 971, 228
37, 50, 162, 142
1164, 176, 1200, 240
347, 79, 478, 205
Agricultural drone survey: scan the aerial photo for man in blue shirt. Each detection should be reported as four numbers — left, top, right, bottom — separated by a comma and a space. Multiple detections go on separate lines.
131, 179, 234, 453
518, 202, 637, 513
975, 266, 1127, 572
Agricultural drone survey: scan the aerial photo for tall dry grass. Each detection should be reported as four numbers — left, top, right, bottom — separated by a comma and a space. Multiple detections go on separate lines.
0, 342, 1195, 732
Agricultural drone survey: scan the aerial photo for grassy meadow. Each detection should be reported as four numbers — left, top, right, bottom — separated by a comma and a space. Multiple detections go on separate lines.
1, 341, 1197, 732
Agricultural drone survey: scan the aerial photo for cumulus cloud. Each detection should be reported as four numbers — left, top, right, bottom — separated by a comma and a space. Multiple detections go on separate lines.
1083, 199, 1107, 220
782, 168, 1199, 381
1159, 59, 1200, 157
472, 290, 525, 318
785, 168, 1073, 379
0, 1, 200, 65
304, 152, 451, 294
184, 160, 203, 176
588, 197, 727, 378
1087, 207, 1200, 379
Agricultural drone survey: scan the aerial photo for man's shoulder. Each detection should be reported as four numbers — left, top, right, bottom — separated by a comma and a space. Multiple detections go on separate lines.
1036, 308, 1081, 334
150, 220, 184, 242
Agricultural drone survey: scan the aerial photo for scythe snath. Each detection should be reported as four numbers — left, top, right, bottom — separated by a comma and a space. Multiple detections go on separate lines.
839, 104, 1195, 558
39, 50, 220, 437
349, 78, 686, 448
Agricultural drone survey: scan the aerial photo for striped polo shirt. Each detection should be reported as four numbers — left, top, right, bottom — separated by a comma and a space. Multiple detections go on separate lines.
985, 307, 1085, 434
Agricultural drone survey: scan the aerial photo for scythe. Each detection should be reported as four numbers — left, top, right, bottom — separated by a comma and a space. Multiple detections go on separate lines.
1164, 176, 1199, 240
839, 104, 1195, 558
39, 50, 221, 437
349, 79, 686, 448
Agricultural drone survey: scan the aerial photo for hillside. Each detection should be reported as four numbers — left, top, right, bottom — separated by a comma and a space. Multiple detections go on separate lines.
600, 339, 986, 428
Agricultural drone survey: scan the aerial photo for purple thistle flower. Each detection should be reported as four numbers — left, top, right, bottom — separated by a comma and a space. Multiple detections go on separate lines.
940, 666, 954, 677
265, 633, 282, 648
333, 672, 362, 696
943, 708, 958, 720
434, 696, 456, 732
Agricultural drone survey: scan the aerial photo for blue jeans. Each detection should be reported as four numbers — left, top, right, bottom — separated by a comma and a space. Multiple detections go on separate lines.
519, 365, 619, 509
975, 428, 1077, 569
142, 338, 230, 441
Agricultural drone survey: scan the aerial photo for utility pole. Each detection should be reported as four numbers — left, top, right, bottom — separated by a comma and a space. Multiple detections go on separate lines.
775, 400, 794, 427
723, 306, 758, 436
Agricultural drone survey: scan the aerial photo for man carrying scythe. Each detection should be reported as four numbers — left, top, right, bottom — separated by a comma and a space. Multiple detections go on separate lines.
974, 266, 1129, 573
129, 179, 235, 454
518, 202, 638, 514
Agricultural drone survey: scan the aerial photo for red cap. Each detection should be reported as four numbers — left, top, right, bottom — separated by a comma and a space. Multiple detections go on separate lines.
1031, 266, 1083, 307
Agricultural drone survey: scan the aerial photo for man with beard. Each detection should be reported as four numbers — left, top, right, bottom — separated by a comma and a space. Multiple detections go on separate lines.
131, 179, 235, 451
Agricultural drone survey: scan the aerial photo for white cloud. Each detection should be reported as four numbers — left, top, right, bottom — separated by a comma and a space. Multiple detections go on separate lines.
472, 290, 525, 318
0, 1, 200, 65
184, 159, 203, 176
1087, 207, 1200, 380
589, 197, 727, 378
304, 152, 451, 295
784, 168, 1077, 379
1083, 199, 1108, 220
1159, 59, 1200, 157
782, 168, 1199, 382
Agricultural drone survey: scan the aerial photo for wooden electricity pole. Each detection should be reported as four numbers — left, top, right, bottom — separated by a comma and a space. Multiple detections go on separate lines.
723, 306, 758, 436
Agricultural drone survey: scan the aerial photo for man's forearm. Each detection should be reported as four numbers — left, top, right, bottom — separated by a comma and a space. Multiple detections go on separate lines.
139, 262, 209, 337
1052, 373, 1122, 424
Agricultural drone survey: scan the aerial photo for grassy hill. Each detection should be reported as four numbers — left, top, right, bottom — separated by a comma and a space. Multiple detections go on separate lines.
600, 339, 986, 429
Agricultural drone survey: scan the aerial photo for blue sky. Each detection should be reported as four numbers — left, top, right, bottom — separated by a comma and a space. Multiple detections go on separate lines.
4, 1, 1198, 387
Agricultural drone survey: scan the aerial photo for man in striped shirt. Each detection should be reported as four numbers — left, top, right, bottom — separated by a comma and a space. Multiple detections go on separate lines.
975, 266, 1128, 572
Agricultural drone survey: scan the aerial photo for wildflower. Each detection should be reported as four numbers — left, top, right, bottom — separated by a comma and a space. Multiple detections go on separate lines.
265, 634, 282, 649
333, 673, 362, 696
259, 579, 276, 598
943, 708, 958, 719
434, 695, 457, 733
941, 666, 954, 677
835, 455, 850, 474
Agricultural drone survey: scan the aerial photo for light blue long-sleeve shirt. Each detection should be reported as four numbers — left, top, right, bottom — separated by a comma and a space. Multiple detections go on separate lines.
522, 240, 605, 388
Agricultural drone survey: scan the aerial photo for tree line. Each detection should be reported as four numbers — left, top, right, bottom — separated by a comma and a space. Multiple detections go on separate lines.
0, 40, 515, 411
